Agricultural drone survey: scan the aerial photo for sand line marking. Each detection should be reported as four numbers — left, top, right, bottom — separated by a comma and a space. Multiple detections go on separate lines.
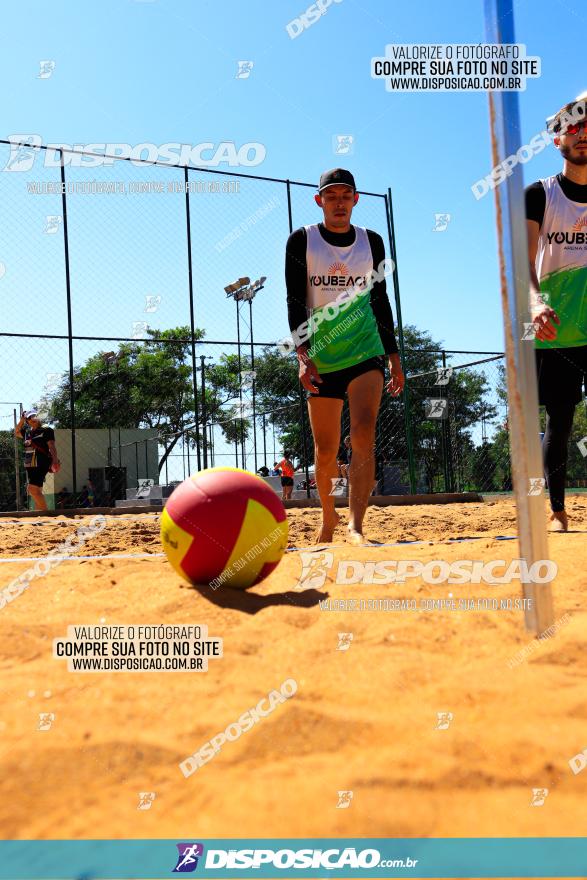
0, 536, 520, 564
0, 514, 160, 527
0, 552, 166, 563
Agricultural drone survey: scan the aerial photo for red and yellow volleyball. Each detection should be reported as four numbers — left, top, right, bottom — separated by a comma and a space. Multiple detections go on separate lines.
160, 467, 288, 589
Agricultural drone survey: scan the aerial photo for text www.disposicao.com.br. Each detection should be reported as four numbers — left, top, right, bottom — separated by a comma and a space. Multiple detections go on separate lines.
70, 657, 200, 671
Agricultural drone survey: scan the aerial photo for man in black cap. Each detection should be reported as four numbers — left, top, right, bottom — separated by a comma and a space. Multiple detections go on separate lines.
526, 93, 587, 532
285, 168, 404, 543
15, 410, 60, 511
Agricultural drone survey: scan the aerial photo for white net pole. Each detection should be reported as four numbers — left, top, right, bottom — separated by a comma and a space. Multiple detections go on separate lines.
484, 0, 555, 634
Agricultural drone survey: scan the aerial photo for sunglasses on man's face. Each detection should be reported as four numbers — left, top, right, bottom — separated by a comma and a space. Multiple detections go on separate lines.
561, 119, 587, 135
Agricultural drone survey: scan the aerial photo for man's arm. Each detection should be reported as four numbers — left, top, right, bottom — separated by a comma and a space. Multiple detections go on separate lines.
366, 230, 399, 355
47, 437, 61, 472
527, 219, 543, 308
14, 415, 26, 439
367, 231, 404, 396
285, 227, 322, 392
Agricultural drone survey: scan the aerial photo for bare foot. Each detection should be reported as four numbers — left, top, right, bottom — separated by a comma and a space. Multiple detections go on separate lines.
315, 511, 340, 543
549, 511, 568, 532
347, 523, 368, 545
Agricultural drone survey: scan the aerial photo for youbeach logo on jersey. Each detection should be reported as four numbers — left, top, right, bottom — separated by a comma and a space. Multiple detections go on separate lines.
544, 217, 587, 245
277, 257, 395, 354
309, 260, 369, 288
2, 136, 266, 172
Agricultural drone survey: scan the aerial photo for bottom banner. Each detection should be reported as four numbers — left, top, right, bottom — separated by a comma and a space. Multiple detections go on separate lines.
0, 838, 585, 878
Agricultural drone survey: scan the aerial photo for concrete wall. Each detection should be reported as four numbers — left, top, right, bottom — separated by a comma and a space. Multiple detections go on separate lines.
41, 428, 159, 508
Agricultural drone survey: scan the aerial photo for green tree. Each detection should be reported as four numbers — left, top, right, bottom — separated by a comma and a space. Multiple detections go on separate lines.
48, 327, 209, 473
0, 432, 19, 510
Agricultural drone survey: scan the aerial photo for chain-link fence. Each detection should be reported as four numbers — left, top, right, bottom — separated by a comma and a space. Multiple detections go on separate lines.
1, 139, 584, 510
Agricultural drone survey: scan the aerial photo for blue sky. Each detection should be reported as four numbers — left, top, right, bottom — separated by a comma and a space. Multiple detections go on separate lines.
0, 0, 583, 470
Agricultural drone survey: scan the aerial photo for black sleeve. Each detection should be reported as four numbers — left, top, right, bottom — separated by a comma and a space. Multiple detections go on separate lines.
366, 229, 399, 355
525, 181, 545, 228
44, 427, 55, 442
285, 227, 308, 338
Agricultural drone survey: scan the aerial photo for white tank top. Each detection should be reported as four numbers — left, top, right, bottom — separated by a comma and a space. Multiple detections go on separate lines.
305, 224, 373, 309
535, 175, 587, 348
302, 224, 384, 372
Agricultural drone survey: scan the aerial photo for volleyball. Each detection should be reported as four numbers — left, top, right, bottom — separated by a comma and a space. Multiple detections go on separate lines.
160, 467, 288, 589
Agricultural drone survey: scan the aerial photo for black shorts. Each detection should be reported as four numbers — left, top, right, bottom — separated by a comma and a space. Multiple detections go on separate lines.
307, 356, 386, 400
535, 345, 587, 407
280, 476, 294, 487
26, 465, 50, 488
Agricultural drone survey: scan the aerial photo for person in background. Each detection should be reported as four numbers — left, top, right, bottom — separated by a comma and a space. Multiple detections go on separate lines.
286, 168, 404, 542
526, 92, 587, 531
257, 465, 270, 477
337, 435, 352, 480
14, 410, 60, 511
278, 453, 295, 500
271, 462, 281, 476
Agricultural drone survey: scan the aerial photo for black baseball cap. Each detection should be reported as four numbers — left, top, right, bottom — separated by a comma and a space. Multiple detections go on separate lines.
318, 168, 356, 193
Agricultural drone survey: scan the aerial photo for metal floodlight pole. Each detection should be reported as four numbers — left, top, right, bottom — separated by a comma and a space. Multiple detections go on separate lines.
262, 412, 267, 468
485, 0, 554, 634
249, 297, 258, 474
235, 298, 245, 468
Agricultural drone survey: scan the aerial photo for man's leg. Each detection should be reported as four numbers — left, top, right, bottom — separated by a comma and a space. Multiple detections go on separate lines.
308, 396, 344, 542
347, 369, 384, 543
543, 399, 575, 530
27, 483, 47, 512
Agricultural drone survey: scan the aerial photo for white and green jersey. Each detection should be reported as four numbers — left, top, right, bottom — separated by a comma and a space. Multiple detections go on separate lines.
536, 175, 587, 349
304, 223, 384, 372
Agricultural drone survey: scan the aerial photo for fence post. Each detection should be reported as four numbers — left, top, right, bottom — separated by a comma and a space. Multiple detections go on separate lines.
385, 189, 417, 493
200, 355, 208, 469
60, 150, 77, 500
13, 408, 20, 510
184, 166, 202, 472
441, 350, 454, 492
286, 179, 311, 497
484, 0, 554, 634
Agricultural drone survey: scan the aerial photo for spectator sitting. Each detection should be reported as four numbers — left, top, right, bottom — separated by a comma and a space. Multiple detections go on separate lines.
57, 487, 70, 509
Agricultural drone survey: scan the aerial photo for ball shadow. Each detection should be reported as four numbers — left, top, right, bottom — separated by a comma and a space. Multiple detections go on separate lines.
188, 582, 328, 615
